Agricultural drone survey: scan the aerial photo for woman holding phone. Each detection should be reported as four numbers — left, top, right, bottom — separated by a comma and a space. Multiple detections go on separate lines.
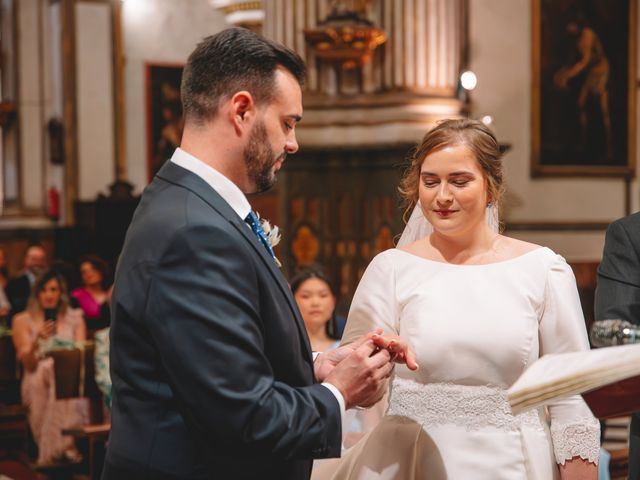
12, 269, 88, 465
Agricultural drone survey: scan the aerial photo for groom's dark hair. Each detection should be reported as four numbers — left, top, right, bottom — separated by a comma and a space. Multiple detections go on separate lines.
181, 27, 306, 126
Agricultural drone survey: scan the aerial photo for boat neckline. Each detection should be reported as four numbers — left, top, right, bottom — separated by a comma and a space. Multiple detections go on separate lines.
392, 246, 550, 267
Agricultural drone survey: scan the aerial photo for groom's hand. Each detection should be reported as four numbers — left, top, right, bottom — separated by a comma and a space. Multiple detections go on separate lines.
323, 339, 394, 409
314, 329, 418, 383
314, 329, 382, 382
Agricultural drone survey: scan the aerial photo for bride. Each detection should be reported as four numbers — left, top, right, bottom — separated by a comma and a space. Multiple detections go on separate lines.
319, 119, 599, 479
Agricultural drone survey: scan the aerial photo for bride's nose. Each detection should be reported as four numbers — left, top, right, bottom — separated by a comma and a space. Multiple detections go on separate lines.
436, 182, 453, 204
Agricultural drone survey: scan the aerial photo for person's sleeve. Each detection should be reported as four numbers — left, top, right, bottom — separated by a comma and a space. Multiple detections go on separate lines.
144, 223, 341, 459
321, 382, 346, 421
595, 219, 640, 324
341, 252, 399, 345
539, 255, 600, 465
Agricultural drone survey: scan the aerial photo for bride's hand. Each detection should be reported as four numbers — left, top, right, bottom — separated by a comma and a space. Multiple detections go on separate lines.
370, 333, 419, 371
559, 457, 597, 480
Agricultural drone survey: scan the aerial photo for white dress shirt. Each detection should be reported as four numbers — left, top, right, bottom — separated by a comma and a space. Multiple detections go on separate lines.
170, 148, 346, 422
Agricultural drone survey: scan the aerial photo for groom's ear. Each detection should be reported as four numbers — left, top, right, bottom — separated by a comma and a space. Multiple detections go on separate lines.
229, 91, 256, 135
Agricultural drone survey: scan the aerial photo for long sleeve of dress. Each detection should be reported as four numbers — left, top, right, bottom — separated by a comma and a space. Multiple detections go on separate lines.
339, 252, 398, 436
341, 252, 399, 345
539, 255, 600, 465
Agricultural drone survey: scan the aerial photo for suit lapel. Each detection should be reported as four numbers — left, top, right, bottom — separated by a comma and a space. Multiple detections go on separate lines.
156, 162, 313, 361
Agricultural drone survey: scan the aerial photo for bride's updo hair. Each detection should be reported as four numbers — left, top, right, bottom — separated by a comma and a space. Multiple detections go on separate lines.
398, 118, 504, 221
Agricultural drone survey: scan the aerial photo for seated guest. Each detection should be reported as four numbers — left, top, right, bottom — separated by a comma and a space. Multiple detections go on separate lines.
70, 255, 111, 333
291, 268, 341, 352
12, 269, 88, 465
6, 245, 47, 323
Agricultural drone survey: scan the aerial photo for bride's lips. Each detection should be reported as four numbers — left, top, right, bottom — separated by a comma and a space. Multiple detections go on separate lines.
434, 209, 458, 218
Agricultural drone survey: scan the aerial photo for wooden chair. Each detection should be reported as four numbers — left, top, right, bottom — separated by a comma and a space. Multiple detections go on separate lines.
49, 344, 110, 479
50, 343, 103, 422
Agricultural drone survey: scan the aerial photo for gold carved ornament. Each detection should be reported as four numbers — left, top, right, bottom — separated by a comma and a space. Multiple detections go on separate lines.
304, 0, 386, 70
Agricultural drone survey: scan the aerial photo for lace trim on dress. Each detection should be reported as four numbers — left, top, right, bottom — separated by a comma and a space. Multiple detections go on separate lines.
550, 418, 600, 465
386, 377, 544, 432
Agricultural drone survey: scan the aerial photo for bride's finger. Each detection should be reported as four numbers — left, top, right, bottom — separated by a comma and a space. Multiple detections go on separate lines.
404, 348, 419, 371
387, 340, 419, 371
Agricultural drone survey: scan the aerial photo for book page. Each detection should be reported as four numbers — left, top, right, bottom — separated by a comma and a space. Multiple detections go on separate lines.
508, 344, 640, 414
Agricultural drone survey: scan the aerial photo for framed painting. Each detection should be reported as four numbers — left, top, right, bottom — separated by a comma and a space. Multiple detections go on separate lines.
531, 0, 636, 177
145, 63, 184, 181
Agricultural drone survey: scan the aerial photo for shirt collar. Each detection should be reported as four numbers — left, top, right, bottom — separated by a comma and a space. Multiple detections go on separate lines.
170, 148, 251, 220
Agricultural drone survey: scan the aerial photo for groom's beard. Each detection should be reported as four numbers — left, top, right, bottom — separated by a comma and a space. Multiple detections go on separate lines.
244, 119, 285, 194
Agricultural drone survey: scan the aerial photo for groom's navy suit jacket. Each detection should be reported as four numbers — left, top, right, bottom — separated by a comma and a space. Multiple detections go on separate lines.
102, 161, 341, 480
595, 212, 640, 480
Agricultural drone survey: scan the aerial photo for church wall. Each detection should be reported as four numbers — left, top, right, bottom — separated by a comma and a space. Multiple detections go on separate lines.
117, 0, 638, 263
469, 0, 639, 261
121, 0, 228, 192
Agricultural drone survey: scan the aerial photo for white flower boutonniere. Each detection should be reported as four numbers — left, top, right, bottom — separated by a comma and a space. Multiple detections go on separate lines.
259, 217, 281, 249
257, 213, 283, 268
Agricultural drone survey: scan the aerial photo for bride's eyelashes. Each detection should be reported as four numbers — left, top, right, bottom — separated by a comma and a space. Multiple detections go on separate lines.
421, 178, 473, 188
422, 179, 439, 187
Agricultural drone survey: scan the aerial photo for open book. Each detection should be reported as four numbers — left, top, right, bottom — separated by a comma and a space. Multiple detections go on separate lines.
508, 344, 640, 416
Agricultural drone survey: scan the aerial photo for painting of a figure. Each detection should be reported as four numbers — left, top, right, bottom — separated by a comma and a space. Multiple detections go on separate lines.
532, 0, 636, 176
146, 64, 184, 180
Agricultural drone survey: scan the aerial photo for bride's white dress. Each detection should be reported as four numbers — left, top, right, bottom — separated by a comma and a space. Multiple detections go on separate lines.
326, 247, 600, 480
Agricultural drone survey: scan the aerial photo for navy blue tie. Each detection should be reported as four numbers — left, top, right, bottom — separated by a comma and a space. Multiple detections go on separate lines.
244, 211, 277, 262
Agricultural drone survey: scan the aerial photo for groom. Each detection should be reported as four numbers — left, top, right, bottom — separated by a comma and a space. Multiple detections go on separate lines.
102, 28, 415, 480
